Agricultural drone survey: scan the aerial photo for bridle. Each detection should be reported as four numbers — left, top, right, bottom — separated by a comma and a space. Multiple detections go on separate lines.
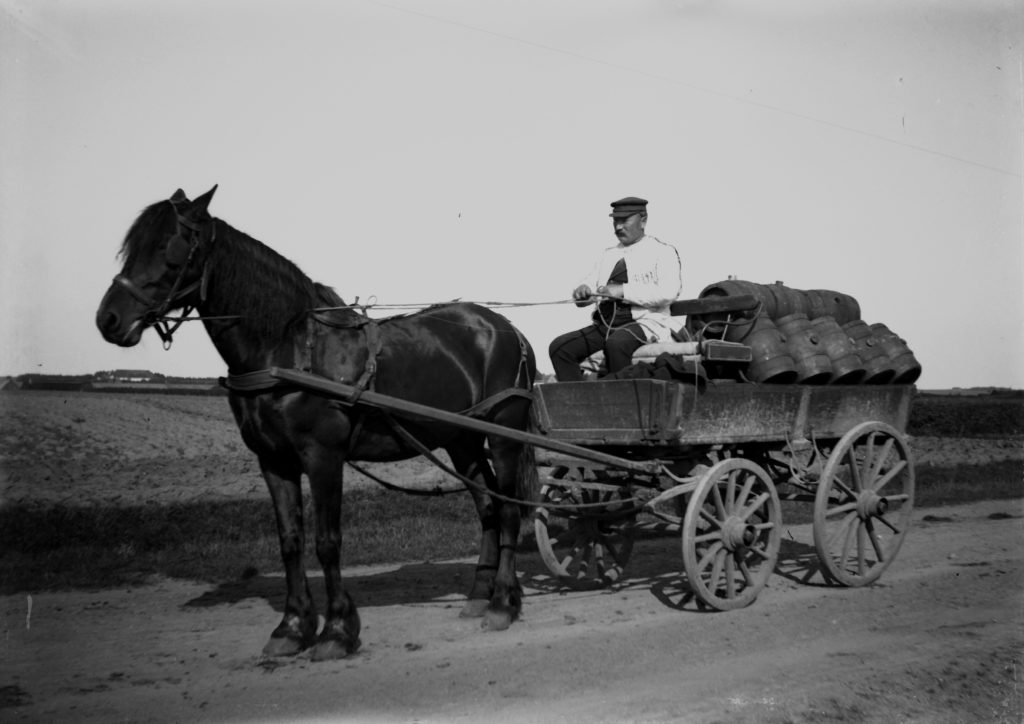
112, 202, 220, 349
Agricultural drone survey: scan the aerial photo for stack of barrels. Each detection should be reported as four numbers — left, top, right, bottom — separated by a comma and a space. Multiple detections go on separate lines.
696, 280, 921, 385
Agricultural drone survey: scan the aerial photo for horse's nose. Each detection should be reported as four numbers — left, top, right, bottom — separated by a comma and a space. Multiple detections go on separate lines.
96, 307, 120, 338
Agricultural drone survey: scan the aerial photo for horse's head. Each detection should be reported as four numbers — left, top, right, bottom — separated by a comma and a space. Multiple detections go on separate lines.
96, 185, 218, 347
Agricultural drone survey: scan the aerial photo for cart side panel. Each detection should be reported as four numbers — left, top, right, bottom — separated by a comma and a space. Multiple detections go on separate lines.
672, 384, 808, 444
803, 385, 913, 439
533, 380, 685, 445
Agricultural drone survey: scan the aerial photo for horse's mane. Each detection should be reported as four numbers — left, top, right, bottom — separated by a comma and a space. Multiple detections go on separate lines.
210, 222, 359, 340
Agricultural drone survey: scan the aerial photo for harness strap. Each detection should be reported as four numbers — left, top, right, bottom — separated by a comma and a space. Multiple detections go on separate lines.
220, 369, 284, 392
460, 388, 534, 418
349, 319, 381, 403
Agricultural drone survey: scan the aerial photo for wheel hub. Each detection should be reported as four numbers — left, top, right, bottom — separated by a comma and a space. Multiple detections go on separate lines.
722, 516, 757, 550
857, 491, 888, 518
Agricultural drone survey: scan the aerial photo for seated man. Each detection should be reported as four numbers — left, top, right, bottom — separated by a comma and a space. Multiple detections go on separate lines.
548, 196, 683, 381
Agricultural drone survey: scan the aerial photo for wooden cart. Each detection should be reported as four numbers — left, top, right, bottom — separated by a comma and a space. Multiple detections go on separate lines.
531, 379, 915, 610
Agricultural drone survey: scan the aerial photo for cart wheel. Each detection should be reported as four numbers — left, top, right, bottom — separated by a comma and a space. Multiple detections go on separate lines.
534, 481, 636, 588
813, 421, 914, 586
681, 458, 782, 610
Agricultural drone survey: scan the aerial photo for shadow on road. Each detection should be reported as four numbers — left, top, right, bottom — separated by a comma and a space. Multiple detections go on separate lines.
183, 533, 840, 614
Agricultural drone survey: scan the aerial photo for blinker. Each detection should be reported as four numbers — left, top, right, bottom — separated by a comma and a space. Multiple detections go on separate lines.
166, 233, 190, 267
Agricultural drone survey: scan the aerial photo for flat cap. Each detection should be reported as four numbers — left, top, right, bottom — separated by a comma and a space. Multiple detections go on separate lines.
609, 196, 648, 217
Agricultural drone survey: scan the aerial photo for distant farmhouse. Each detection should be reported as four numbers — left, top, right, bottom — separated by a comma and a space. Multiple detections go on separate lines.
8, 370, 224, 395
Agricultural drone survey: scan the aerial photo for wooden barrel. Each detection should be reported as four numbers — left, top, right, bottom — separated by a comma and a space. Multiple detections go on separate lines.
805, 290, 861, 325
776, 313, 833, 384
868, 323, 922, 384
699, 280, 778, 319
808, 317, 866, 384
768, 282, 810, 320
729, 315, 798, 383
842, 320, 895, 384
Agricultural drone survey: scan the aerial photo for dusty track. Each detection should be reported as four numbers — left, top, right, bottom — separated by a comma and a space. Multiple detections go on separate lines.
3, 498, 1022, 723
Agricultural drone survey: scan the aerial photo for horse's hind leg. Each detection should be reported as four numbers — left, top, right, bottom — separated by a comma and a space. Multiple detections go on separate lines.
480, 435, 528, 631
447, 438, 502, 620
306, 453, 361, 661
448, 432, 529, 631
260, 458, 319, 656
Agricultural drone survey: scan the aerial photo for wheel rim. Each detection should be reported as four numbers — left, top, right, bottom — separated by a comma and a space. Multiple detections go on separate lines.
813, 421, 915, 586
681, 458, 782, 610
534, 480, 635, 588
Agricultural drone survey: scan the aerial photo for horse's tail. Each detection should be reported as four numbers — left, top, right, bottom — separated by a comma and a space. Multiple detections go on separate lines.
516, 404, 540, 517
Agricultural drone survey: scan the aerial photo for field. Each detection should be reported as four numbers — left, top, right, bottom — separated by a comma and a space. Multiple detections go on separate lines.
0, 389, 1021, 591
2, 389, 1021, 509
2, 389, 1022, 722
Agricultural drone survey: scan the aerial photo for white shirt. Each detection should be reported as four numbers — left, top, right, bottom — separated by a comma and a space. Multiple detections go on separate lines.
581, 235, 684, 341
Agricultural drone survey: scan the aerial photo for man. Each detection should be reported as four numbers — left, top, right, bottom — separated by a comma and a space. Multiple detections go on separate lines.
548, 196, 683, 381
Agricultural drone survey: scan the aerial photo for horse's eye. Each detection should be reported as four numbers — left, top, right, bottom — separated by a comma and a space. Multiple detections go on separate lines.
166, 235, 190, 267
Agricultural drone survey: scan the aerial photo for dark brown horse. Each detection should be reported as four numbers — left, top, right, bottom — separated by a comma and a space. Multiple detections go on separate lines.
96, 186, 538, 660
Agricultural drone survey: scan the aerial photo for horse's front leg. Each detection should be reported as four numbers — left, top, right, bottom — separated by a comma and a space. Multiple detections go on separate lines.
306, 449, 361, 661
259, 457, 318, 656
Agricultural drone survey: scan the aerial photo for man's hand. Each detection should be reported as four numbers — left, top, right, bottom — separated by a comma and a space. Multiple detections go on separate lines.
572, 284, 593, 307
596, 284, 624, 299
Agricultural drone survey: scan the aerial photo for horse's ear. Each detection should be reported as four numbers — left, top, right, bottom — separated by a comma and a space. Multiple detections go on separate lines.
192, 184, 218, 214
170, 188, 189, 203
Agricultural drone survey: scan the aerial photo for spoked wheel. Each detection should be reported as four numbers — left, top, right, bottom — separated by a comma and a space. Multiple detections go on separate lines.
813, 421, 915, 586
534, 474, 637, 589
681, 458, 782, 610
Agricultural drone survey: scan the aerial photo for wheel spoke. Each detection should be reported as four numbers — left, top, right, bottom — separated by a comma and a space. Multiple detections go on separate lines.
711, 480, 727, 518
738, 557, 755, 587
738, 491, 770, 522
706, 546, 725, 593
698, 541, 724, 575
726, 469, 738, 511
698, 506, 721, 530
597, 533, 628, 564
874, 512, 903, 535
865, 519, 886, 562
694, 531, 723, 545
872, 459, 907, 493
830, 475, 857, 502
845, 446, 864, 492
825, 501, 858, 518
725, 554, 736, 598
736, 472, 757, 511
828, 511, 857, 561
746, 544, 771, 561
856, 524, 868, 574
868, 437, 895, 484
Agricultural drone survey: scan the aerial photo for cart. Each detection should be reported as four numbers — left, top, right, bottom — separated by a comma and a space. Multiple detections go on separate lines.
530, 379, 915, 610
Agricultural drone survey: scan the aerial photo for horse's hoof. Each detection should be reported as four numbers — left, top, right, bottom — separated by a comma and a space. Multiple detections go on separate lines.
310, 636, 360, 661
481, 609, 513, 631
262, 634, 308, 657
459, 599, 489, 618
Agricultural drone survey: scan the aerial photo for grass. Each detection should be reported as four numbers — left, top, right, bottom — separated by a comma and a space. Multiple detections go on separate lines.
1, 459, 1019, 594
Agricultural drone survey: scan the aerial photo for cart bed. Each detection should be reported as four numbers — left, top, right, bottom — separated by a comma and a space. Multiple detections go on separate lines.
533, 379, 913, 447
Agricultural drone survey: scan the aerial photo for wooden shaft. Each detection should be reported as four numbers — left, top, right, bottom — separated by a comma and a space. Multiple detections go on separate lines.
268, 367, 664, 474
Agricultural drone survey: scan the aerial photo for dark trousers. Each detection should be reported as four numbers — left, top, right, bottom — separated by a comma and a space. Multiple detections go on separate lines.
548, 322, 647, 381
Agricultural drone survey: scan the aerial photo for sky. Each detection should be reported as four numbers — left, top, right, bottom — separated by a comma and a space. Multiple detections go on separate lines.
2, 0, 1021, 389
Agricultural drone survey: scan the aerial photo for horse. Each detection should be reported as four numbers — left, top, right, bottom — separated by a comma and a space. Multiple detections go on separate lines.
96, 186, 538, 660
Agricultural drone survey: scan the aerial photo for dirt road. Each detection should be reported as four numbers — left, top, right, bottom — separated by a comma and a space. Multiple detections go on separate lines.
3, 498, 1021, 723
